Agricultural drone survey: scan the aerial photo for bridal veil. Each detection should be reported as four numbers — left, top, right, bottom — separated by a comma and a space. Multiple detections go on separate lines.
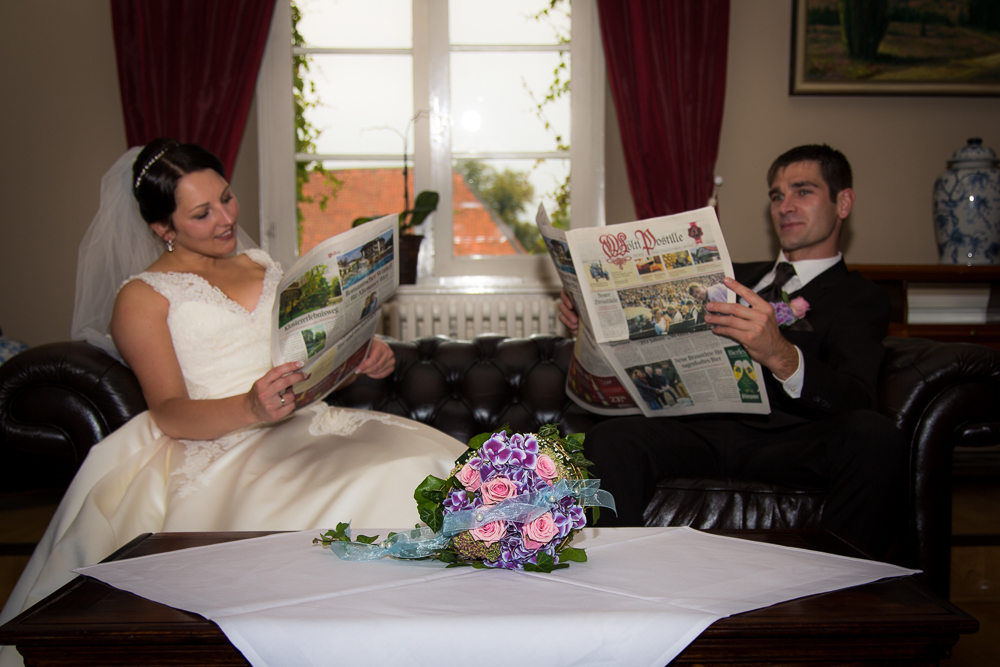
71, 145, 255, 360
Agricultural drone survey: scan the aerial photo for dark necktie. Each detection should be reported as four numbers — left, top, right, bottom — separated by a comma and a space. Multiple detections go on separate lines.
756, 262, 797, 302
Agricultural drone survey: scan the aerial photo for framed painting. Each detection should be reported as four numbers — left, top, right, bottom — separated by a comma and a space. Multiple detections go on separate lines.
790, 0, 1000, 95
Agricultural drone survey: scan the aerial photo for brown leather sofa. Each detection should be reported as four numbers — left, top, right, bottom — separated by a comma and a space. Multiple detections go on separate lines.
2, 334, 999, 596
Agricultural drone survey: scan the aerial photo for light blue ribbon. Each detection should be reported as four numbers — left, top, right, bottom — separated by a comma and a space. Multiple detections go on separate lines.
327, 526, 451, 561
442, 479, 614, 532
325, 479, 616, 562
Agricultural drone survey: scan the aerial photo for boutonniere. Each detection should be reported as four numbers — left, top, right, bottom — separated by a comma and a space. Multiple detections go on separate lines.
771, 294, 810, 329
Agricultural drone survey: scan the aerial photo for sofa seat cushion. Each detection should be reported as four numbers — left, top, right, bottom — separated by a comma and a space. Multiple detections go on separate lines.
643, 478, 826, 530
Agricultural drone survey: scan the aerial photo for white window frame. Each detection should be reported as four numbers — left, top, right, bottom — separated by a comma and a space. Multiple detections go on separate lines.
257, 0, 604, 292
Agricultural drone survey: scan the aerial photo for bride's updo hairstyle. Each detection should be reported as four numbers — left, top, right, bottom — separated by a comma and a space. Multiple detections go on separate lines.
132, 138, 227, 226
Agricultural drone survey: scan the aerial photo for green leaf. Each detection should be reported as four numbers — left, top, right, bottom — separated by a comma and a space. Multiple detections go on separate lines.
355, 534, 379, 545
414, 475, 448, 504
558, 547, 587, 563
564, 432, 585, 450
414, 475, 449, 533
524, 553, 555, 573
394, 190, 441, 232
466, 430, 493, 451
404, 190, 440, 230
352, 215, 381, 228
314, 522, 357, 547
333, 523, 351, 541
537, 423, 559, 439
418, 505, 445, 533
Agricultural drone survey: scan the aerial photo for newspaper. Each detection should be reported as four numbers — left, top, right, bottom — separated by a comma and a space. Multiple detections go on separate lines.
538, 206, 770, 417
270, 214, 398, 409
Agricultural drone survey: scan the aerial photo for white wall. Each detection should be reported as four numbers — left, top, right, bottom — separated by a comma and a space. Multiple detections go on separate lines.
0, 1, 259, 346
0, 1, 125, 346
714, 0, 1000, 264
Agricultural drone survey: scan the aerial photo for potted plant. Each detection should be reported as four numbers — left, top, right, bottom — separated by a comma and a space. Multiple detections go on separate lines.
352, 190, 438, 285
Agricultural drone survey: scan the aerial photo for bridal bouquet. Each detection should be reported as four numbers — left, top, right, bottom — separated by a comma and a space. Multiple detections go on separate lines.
315, 424, 615, 572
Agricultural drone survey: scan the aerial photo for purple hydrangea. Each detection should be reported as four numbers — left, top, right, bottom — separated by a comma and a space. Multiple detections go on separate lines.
772, 301, 796, 328
443, 489, 473, 513
454, 430, 590, 569
481, 434, 513, 465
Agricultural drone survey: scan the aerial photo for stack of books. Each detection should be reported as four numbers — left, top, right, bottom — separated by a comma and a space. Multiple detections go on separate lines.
907, 283, 991, 324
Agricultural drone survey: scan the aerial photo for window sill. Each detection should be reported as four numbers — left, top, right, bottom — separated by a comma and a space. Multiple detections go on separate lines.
398, 275, 562, 296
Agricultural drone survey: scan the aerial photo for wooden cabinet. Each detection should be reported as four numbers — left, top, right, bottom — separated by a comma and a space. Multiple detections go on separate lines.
851, 264, 1000, 349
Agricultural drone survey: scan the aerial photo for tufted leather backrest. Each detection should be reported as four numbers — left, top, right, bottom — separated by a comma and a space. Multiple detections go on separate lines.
328, 334, 606, 445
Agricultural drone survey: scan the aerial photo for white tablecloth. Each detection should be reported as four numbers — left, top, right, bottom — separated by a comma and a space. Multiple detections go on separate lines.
76, 527, 916, 667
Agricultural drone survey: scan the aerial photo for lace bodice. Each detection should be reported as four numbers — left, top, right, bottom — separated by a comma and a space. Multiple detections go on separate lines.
128, 249, 281, 400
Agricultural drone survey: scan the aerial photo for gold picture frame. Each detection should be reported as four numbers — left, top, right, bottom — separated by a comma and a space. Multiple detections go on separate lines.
790, 0, 1000, 96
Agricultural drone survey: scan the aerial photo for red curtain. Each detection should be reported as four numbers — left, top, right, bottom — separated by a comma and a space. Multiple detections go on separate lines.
110, 0, 277, 176
598, 0, 730, 219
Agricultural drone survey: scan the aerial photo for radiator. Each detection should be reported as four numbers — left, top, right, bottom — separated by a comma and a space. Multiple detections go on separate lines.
379, 293, 566, 341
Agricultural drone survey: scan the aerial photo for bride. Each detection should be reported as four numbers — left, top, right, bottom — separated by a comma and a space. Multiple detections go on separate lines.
0, 140, 466, 646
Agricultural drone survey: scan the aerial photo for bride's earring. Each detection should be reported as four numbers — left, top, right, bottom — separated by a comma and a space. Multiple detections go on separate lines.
165, 237, 174, 253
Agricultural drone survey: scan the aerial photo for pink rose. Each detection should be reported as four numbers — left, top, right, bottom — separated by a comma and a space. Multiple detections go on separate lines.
455, 463, 481, 491
789, 296, 810, 320
481, 477, 518, 505
535, 454, 558, 482
521, 512, 558, 550
469, 520, 506, 546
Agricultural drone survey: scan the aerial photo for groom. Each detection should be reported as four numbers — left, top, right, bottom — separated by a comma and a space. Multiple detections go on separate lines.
565, 145, 903, 558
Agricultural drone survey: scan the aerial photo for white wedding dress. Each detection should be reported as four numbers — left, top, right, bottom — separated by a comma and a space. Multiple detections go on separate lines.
0, 250, 466, 660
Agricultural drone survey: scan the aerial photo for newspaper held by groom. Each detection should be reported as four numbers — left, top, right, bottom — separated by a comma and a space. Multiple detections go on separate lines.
270, 214, 398, 409
537, 206, 770, 418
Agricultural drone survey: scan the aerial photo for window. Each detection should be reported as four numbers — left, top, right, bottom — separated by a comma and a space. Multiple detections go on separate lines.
257, 0, 604, 289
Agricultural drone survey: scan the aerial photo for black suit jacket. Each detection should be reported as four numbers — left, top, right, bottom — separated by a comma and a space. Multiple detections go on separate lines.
733, 260, 890, 427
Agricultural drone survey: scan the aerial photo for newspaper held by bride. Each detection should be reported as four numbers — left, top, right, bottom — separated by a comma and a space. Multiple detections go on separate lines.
271, 214, 398, 409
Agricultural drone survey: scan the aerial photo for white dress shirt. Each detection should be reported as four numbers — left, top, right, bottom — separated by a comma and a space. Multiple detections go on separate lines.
746, 251, 842, 399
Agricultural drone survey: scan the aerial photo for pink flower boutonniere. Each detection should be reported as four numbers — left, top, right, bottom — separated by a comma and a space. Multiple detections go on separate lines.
772, 294, 810, 329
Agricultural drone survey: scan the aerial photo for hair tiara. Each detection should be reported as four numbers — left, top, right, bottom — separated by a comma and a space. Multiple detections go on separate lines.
133, 142, 178, 190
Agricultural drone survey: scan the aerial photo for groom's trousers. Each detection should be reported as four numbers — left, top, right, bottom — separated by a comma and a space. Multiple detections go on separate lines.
585, 409, 905, 558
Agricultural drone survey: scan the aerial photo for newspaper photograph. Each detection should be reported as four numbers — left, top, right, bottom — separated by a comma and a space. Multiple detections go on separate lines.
537, 206, 770, 418
537, 210, 641, 416
271, 214, 398, 408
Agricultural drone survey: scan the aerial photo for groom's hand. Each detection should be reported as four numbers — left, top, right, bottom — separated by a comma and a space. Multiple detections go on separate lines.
703, 277, 799, 381
558, 290, 580, 337
356, 337, 395, 379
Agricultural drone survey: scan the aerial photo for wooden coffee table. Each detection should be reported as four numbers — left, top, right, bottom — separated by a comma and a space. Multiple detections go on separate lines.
0, 530, 979, 666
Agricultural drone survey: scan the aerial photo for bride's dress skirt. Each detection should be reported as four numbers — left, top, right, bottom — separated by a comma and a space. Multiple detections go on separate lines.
0, 250, 467, 666
0, 405, 465, 632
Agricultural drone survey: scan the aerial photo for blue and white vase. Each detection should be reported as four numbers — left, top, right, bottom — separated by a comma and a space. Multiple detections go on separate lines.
0, 336, 28, 365
934, 138, 1000, 265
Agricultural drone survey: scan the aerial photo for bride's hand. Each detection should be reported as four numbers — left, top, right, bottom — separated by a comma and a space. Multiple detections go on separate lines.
246, 361, 306, 423
355, 337, 395, 379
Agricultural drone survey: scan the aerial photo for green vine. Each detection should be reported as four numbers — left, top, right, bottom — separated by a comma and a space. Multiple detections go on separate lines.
292, 1, 342, 249
528, 0, 571, 230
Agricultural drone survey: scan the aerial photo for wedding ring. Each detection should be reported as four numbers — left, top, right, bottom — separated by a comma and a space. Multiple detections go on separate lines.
280, 393, 286, 407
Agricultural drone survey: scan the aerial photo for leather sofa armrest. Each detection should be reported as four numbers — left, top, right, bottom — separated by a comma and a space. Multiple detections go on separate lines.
0, 341, 146, 490
880, 336, 1000, 593
880, 336, 1000, 442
